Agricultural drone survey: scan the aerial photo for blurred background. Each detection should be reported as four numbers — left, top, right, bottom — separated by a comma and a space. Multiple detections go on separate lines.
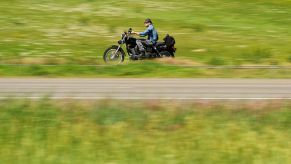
0, 1, 291, 163
1, 0, 291, 66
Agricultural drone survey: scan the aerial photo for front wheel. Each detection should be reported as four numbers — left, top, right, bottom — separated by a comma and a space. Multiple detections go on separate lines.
103, 45, 125, 64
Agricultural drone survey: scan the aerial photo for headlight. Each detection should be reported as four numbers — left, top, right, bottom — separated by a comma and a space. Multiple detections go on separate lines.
118, 40, 123, 44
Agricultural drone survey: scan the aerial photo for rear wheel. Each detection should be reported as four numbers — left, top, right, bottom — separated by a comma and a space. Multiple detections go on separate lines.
160, 51, 174, 58
103, 46, 125, 64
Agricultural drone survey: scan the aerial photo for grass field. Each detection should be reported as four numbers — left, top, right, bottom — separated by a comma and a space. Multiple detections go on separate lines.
2, 62, 291, 78
1, 0, 291, 77
0, 99, 290, 163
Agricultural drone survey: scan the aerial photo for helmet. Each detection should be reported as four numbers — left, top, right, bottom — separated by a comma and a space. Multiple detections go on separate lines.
144, 18, 152, 24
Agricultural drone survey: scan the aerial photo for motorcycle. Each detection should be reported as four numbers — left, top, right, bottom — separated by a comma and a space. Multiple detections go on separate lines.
103, 28, 176, 64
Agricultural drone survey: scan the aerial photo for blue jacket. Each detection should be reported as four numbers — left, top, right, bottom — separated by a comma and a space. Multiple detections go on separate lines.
139, 24, 159, 44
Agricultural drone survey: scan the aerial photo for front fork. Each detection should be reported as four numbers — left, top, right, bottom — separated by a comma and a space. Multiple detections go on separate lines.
110, 45, 121, 59
112, 36, 125, 58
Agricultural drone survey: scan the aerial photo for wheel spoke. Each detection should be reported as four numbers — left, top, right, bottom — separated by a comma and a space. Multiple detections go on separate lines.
104, 49, 123, 64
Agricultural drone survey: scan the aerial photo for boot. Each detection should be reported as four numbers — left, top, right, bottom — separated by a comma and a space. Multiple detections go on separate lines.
130, 48, 138, 60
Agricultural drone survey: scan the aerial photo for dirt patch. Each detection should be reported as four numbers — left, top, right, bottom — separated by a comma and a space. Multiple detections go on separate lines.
155, 58, 203, 66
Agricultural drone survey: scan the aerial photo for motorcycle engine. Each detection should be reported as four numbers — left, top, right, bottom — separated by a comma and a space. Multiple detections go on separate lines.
146, 47, 153, 52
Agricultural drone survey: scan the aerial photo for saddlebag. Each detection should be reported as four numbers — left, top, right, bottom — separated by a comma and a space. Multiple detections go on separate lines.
163, 34, 176, 52
163, 34, 175, 47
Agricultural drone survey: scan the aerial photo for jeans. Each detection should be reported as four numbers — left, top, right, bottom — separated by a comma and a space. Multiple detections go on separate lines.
136, 40, 153, 52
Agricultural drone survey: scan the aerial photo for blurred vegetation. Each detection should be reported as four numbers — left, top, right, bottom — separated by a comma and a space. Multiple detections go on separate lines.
1, 0, 291, 68
2, 62, 291, 78
0, 99, 290, 163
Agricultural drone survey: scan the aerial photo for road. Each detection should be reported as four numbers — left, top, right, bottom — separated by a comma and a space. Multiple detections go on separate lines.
0, 78, 291, 99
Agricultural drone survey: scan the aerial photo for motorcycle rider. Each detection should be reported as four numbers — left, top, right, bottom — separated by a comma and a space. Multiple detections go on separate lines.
132, 18, 159, 58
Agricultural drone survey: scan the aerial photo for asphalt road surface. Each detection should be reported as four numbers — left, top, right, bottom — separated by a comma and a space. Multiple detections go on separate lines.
1, 78, 291, 99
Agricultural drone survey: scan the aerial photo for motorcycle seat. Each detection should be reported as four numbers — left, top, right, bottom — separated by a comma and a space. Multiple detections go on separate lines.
156, 42, 165, 46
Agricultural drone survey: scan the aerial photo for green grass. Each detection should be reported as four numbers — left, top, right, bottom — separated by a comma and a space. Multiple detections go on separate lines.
2, 62, 291, 78
0, 99, 290, 163
1, 0, 291, 69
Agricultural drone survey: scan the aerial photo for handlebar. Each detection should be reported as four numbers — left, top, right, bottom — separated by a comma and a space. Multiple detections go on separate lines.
124, 28, 133, 36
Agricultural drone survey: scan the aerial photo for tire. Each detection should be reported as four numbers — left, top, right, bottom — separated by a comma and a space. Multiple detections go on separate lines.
160, 51, 174, 58
103, 45, 125, 64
